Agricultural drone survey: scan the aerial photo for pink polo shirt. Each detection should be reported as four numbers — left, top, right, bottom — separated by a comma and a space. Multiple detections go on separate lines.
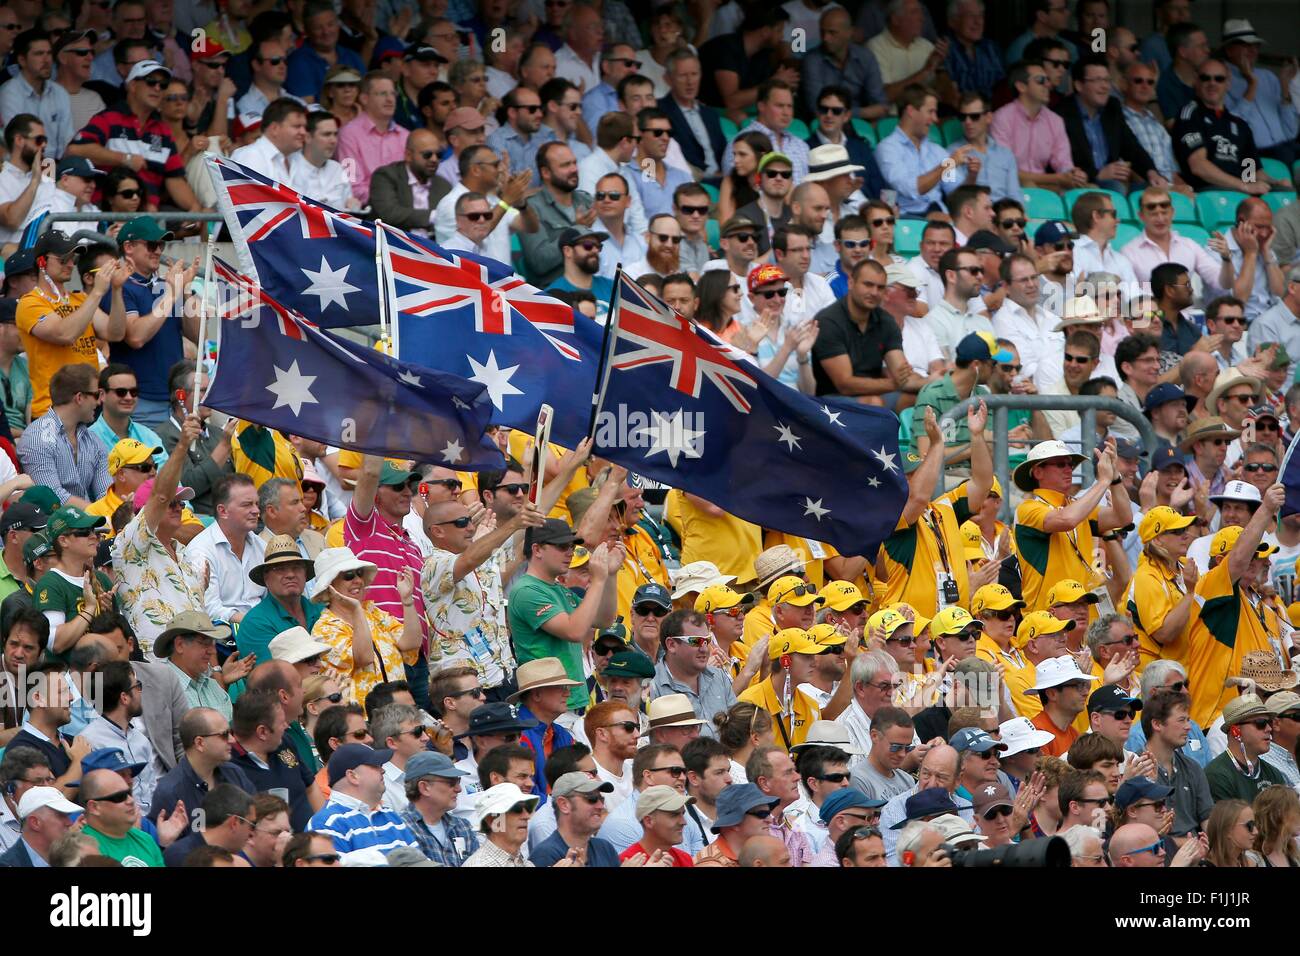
1122, 229, 1223, 290
335, 112, 410, 202
989, 100, 1073, 175
343, 500, 428, 649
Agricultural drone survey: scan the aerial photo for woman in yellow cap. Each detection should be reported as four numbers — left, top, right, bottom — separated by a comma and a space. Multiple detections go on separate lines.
971, 584, 1027, 671
1125, 505, 1199, 670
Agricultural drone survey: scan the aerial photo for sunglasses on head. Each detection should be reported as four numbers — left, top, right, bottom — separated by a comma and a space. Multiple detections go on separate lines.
436, 515, 473, 528
634, 604, 669, 617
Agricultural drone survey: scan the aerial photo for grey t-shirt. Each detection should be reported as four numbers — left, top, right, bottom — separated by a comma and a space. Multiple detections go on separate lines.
851, 761, 916, 803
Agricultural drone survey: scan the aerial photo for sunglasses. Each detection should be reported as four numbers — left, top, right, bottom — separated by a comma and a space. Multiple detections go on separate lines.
652, 233, 682, 244
776, 583, 816, 601
594, 191, 625, 201
716, 606, 746, 620
605, 720, 640, 734
1245, 462, 1278, 473
870, 217, 896, 228
1243, 718, 1273, 731
1216, 314, 1247, 325
115, 188, 141, 200
984, 805, 1015, 818
984, 608, 1016, 621
956, 265, 984, 275
885, 634, 916, 646
1064, 353, 1094, 364
1130, 76, 1155, 85
461, 211, 493, 222
634, 604, 669, 617
93, 789, 133, 804
1103, 633, 1139, 647
1199, 73, 1228, 83
142, 76, 167, 88
728, 233, 758, 244
817, 772, 851, 783
1104, 709, 1137, 722
257, 55, 287, 65
398, 726, 427, 739
197, 729, 232, 740
958, 110, 987, 121
28, 134, 48, 146
1053, 240, 1074, 251
756, 288, 788, 299
650, 765, 688, 777
577, 240, 602, 252
303, 853, 342, 864
1141, 201, 1172, 212
347, 729, 371, 740
999, 218, 1027, 229
1131, 800, 1167, 812
428, 478, 462, 490
746, 807, 772, 820
436, 515, 473, 529
642, 128, 671, 138
337, 568, 368, 582
671, 635, 711, 647
818, 104, 847, 115
1226, 393, 1259, 404
678, 204, 709, 215
163, 93, 189, 103
497, 482, 529, 495
840, 238, 871, 250
1044, 58, 1070, 68
1000, 363, 1022, 374
108, 386, 140, 398
125, 462, 156, 474
309, 692, 344, 705
762, 169, 793, 179
1128, 839, 1165, 857
446, 686, 486, 700
68, 528, 99, 538
888, 742, 917, 753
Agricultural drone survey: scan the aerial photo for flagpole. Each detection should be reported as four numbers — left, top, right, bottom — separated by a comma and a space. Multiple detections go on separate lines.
374, 218, 389, 353
586, 266, 623, 439
193, 222, 217, 416
381, 223, 400, 360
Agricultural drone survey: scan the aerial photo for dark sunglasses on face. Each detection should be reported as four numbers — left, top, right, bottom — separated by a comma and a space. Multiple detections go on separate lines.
303, 853, 341, 864
428, 478, 462, 490
347, 729, 371, 740
437, 515, 473, 528
888, 742, 917, 753
461, 211, 493, 222
959, 110, 987, 121
197, 729, 232, 740
1053, 240, 1074, 251
64, 46, 94, 57
642, 128, 671, 138
678, 204, 709, 215
310, 692, 344, 705
652, 233, 682, 244
93, 789, 133, 804
1064, 352, 1093, 364
1245, 462, 1278, 473
577, 241, 602, 252
594, 191, 624, 201
634, 604, 669, 617
108, 386, 140, 398
605, 720, 639, 733
871, 217, 896, 227
756, 288, 788, 299
728, 233, 758, 244
651, 765, 687, 777
69, 528, 98, 538
818, 104, 846, 115
142, 76, 167, 88
763, 169, 793, 179
258, 55, 287, 65
1199, 73, 1227, 83
1106, 709, 1137, 722
115, 188, 141, 200
398, 726, 427, 738
886, 634, 916, 646
999, 218, 1027, 229
508, 802, 534, 815
497, 482, 529, 495
1217, 314, 1246, 325
1130, 76, 1155, 85
125, 462, 156, 474
447, 686, 486, 699
746, 807, 772, 820
984, 805, 1015, 818
337, 568, 367, 581
840, 238, 870, 249
984, 608, 1016, 621
28, 134, 48, 145
1243, 718, 1273, 731
817, 772, 851, 783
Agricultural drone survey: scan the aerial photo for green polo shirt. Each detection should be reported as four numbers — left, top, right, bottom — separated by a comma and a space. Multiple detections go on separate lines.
0, 564, 22, 604
507, 574, 585, 712
83, 825, 165, 867
235, 593, 324, 664
910, 377, 991, 455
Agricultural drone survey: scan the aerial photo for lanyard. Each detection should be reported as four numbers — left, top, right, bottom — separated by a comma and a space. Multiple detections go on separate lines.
1032, 493, 1094, 572
920, 507, 954, 576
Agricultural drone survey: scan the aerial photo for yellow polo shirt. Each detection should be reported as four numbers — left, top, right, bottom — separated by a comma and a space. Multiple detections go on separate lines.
1014, 488, 1099, 613
975, 634, 1026, 670
615, 524, 670, 621
763, 531, 840, 590
667, 488, 763, 585
506, 433, 589, 523
86, 486, 203, 538
1182, 562, 1274, 728
17, 289, 96, 418
738, 676, 820, 752
1126, 554, 1190, 671
879, 496, 971, 619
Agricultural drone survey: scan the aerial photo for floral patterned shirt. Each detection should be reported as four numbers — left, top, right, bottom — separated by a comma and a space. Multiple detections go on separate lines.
111, 513, 206, 660
420, 547, 514, 689
312, 602, 417, 710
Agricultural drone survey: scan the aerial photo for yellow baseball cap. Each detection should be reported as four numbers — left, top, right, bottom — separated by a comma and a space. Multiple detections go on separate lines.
819, 580, 866, 612
1138, 505, 1196, 544
989, 476, 1003, 499
107, 438, 161, 476
1288, 601, 1300, 629
768, 628, 820, 659
807, 622, 847, 648
889, 603, 931, 635
1045, 579, 1100, 607
1014, 610, 1074, 648
768, 575, 825, 608
568, 546, 591, 569
1210, 526, 1278, 559
694, 583, 755, 614
867, 607, 909, 638
960, 521, 984, 562
970, 584, 1024, 616
930, 606, 981, 639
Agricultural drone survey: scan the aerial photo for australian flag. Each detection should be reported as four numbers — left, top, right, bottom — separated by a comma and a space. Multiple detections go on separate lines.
1283, 429, 1300, 518
202, 258, 503, 468
206, 154, 602, 446
592, 274, 908, 554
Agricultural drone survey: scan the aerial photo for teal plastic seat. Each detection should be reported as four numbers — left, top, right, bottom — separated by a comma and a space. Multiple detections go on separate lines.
700, 182, 719, 204
1114, 222, 1141, 250
894, 218, 926, 255
719, 116, 739, 141
787, 118, 810, 140
1064, 188, 1130, 222
1167, 190, 1197, 223
940, 117, 963, 146
1196, 190, 1247, 229
850, 117, 877, 144
1023, 188, 1066, 221
1177, 223, 1211, 245
1264, 191, 1297, 214
1261, 157, 1291, 183
706, 217, 720, 251
875, 116, 899, 140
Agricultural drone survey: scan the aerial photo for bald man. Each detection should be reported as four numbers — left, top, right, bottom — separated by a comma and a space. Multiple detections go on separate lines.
739, 834, 793, 867
369, 127, 453, 234
878, 744, 964, 862
245, 660, 315, 772
1108, 822, 1165, 867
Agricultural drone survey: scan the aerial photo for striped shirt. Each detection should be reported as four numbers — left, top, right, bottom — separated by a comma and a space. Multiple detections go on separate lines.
344, 500, 428, 646
68, 102, 184, 205
15, 409, 111, 505
308, 790, 421, 858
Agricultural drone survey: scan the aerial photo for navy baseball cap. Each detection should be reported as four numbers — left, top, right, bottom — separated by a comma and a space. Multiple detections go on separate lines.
955, 331, 1014, 364
1114, 437, 1142, 461
326, 744, 393, 786
819, 788, 887, 826
1088, 682, 1142, 714
82, 747, 147, 776
1142, 382, 1196, 416
710, 783, 779, 831
950, 727, 1009, 754
1034, 221, 1075, 246
453, 701, 539, 739
1115, 777, 1173, 810
891, 787, 960, 827
632, 582, 672, 610
1150, 446, 1188, 471
56, 156, 102, 179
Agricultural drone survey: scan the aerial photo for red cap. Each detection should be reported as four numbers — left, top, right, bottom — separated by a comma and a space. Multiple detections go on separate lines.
191, 39, 229, 62
747, 262, 786, 293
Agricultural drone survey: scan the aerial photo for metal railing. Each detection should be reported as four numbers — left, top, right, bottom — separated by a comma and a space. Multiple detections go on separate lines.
939, 394, 1159, 520
40, 211, 224, 230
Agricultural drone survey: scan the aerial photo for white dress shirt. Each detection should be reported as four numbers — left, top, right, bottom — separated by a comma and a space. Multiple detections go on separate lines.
0, 161, 56, 244
230, 136, 306, 185
432, 182, 517, 265
1071, 233, 1139, 292
183, 522, 268, 622
291, 154, 354, 209
993, 298, 1065, 391
908, 254, 944, 306
555, 44, 601, 94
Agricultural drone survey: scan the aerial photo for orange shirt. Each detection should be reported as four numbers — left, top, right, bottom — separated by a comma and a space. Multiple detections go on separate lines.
1031, 710, 1080, 758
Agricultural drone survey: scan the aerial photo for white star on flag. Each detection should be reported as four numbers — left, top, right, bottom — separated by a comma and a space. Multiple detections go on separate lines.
467, 350, 523, 410
638, 410, 705, 468
821, 404, 846, 427
264, 360, 318, 416
452, 396, 471, 410
867, 476, 881, 488
803, 497, 830, 521
301, 256, 361, 311
773, 422, 802, 452
439, 439, 465, 464
397, 370, 422, 386
873, 447, 898, 473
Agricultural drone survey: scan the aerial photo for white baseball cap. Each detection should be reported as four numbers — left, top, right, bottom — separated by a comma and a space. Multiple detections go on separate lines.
473, 782, 539, 829
1029, 656, 1100, 693
17, 785, 81, 820
997, 716, 1057, 756
125, 59, 172, 84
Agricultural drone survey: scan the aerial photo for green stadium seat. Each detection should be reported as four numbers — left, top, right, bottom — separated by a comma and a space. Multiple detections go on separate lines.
787, 118, 810, 140
875, 116, 899, 140
1196, 190, 1247, 228
1177, 223, 1210, 245
700, 182, 719, 204
850, 118, 877, 144
1167, 191, 1197, 223
1264, 191, 1297, 214
719, 116, 739, 141
706, 217, 720, 250
1114, 222, 1141, 250
1023, 188, 1066, 221
1064, 188, 1130, 222
894, 218, 926, 255
940, 117, 963, 146
1261, 157, 1291, 183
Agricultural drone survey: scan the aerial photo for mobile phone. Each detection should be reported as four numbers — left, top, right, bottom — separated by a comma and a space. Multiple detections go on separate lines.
419, 482, 429, 496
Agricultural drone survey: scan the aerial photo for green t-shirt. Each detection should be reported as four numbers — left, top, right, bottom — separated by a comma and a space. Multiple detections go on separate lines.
84, 825, 164, 867
909, 377, 990, 456
507, 573, 585, 711
0, 565, 21, 605
34, 567, 116, 659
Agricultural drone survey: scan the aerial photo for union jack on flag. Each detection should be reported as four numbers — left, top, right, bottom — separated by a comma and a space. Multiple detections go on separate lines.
212, 256, 305, 338
383, 225, 580, 360
609, 272, 757, 414
208, 153, 372, 245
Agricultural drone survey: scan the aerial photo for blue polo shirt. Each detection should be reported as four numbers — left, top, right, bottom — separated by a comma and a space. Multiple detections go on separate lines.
235, 593, 324, 664
230, 740, 316, 831
531, 829, 621, 867
111, 272, 186, 403
285, 44, 365, 99
148, 756, 255, 822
